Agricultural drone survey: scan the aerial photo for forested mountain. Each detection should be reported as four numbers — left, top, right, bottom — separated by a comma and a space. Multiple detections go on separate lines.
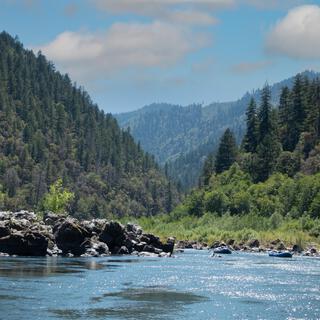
116, 71, 319, 190
171, 76, 320, 229
0, 32, 179, 218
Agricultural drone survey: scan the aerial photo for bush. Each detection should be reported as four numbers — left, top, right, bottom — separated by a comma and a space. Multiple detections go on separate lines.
41, 179, 74, 214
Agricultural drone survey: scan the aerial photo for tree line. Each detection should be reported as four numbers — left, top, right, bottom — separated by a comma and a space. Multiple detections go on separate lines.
0, 32, 179, 218
201, 74, 320, 185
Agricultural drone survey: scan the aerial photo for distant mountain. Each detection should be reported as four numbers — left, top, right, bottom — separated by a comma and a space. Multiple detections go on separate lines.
0, 31, 179, 218
115, 71, 320, 190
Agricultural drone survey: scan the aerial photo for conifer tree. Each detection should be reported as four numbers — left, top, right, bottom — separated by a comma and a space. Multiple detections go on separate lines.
286, 74, 307, 151
215, 129, 237, 174
258, 84, 272, 142
255, 86, 281, 181
242, 98, 258, 153
278, 86, 291, 150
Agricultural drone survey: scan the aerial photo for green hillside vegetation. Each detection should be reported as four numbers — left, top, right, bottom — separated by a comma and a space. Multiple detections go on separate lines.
0, 32, 179, 218
132, 77, 320, 246
116, 72, 319, 190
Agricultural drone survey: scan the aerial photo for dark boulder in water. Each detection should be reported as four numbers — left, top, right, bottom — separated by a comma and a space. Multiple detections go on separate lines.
0, 231, 48, 256
54, 219, 90, 255
0, 221, 10, 238
99, 221, 126, 253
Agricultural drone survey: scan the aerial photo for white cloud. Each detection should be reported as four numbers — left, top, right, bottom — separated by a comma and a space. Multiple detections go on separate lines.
231, 60, 273, 74
266, 5, 320, 59
90, 0, 235, 17
244, 0, 306, 10
167, 10, 218, 25
33, 21, 209, 80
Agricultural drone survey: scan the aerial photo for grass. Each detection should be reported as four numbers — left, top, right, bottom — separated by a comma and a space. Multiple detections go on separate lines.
120, 211, 320, 249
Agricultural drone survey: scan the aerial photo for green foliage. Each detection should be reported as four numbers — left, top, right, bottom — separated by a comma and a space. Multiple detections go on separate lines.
41, 179, 74, 214
215, 128, 238, 174
242, 98, 259, 153
0, 32, 179, 218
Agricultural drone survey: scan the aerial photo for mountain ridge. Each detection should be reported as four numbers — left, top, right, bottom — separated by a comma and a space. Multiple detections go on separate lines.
115, 70, 320, 190
0, 31, 179, 218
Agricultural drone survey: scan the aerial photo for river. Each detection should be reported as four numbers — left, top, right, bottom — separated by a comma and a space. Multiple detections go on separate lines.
0, 250, 319, 319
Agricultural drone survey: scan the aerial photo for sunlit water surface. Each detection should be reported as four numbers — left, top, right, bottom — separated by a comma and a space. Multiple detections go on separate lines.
0, 250, 319, 319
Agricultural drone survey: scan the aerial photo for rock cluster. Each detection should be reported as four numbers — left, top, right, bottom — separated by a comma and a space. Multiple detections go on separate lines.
177, 238, 319, 257
0, 211, 174, 257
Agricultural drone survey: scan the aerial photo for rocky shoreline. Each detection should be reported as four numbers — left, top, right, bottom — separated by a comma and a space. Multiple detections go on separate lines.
0, 211, 174, 258
0, 211, 319, 258
176, 239, 319, 257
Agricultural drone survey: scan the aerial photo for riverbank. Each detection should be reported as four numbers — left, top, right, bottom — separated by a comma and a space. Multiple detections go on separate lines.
127, 212, 320, 255
0, 211, 174, 257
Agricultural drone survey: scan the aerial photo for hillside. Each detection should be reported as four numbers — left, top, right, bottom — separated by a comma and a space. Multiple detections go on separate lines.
115, 71, 319, 190
136, 77, 320, 247
0, 32, 179, 218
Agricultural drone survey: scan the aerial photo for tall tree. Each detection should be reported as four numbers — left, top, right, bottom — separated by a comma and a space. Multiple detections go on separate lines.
215, 129, 237, 174
256, 87, 281, 181
286, 74, 307, 151
278, 86, 291, 150
258, 84, 272, 142
242, 98, 259, 153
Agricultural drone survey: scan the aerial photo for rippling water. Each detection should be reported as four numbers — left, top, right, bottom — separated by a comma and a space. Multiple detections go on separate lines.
0, 250, 319, 320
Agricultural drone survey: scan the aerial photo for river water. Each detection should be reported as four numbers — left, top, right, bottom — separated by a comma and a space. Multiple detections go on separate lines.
0, 250, 319, 320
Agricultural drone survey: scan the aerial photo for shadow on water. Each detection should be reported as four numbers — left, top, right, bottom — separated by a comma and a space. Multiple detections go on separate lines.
0, 257, 115, 278
50, 287, 208, 319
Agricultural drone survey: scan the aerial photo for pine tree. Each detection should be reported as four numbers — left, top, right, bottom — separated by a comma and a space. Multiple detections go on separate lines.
286, 74, 307, 151
215, 129, 237, 174
255, 87, 281, 181
242, 98, 258, 153
278, 86, 291, 150
258, 84, 272, 142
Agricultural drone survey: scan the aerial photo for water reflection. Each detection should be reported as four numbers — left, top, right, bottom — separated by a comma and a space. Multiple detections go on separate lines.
0, 258, 108, 277
51, 287, 207, 320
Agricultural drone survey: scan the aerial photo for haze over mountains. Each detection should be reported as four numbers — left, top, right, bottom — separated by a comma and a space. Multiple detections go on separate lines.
115, 71, 320, 190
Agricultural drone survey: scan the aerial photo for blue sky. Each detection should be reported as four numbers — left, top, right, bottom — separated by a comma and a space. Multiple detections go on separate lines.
1, 0, 320, 113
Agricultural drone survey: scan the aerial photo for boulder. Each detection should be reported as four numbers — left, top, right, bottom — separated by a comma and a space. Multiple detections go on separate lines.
143, 245, 156, 253
9, 218, 31, 231
126, 223, 142, 235
134, 242, 147, 252
248, 239, 260, 248
0, 231, 48, 256
227, 239, 235, 246
310, 247, 318, 254
139, 233, 162, 248
0, 221, 10, 238
162, 237, 175, 255
43, 211, 65, 226
292, 244, 303, 253
276, 242, 286, 251
99, 221, 126, 252
14, 210, 37, 222
54, 219, 90, 255
117, 246, 129, 255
